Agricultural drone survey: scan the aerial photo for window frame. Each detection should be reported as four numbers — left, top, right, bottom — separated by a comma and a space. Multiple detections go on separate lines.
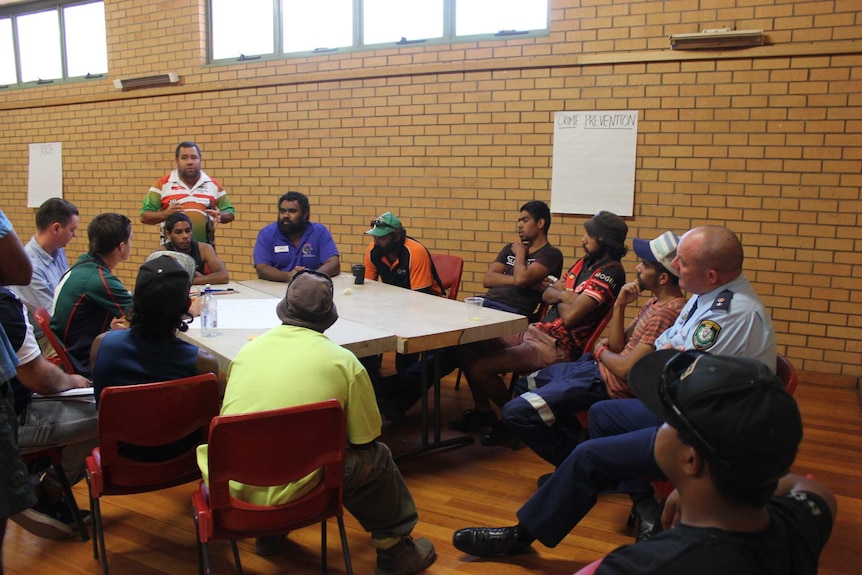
207, 0, 550, 65
0, 0, 107, 89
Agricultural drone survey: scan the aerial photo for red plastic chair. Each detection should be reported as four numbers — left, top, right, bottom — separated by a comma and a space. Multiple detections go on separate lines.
34, 306, 76, 374
193, 399, 353, 575
776, 353, 798, 396
85, 373, 221, 575
431, 253, 464, 301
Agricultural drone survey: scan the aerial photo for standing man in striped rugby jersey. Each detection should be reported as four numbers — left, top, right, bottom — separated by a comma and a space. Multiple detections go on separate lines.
141, 141, 236, 246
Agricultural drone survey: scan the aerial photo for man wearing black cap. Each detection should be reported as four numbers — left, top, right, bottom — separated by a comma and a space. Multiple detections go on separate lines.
594, 350, 835, 574
205, 270, 437, 574
502, 231, 686, 470
89, 255, 223, 458
453, 211, 628, 444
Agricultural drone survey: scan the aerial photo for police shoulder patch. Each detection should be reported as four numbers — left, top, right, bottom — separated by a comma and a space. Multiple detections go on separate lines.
692, 320, 721, 350
710, 289, 734, 312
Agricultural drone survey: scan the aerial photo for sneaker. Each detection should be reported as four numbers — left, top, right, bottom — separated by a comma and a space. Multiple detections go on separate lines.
536, 472, 553, 490
10, 498, 91, 540
448, 409, 497, 432
375, 535, 436, 575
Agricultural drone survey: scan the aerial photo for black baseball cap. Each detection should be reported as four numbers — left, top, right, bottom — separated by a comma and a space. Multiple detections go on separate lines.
134, 255, 192, 317
629, 350, 802, 486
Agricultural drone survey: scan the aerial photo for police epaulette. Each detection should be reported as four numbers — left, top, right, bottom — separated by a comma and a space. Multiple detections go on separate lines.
710, 289, 734, 312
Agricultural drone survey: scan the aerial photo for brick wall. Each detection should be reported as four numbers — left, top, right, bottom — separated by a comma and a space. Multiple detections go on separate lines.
1, 0, 860, 384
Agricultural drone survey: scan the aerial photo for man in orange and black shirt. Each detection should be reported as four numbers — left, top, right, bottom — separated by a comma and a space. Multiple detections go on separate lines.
363, 211, 443, 296
362, 211, 444, 378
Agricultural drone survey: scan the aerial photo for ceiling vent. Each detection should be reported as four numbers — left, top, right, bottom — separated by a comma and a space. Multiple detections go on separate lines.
669, 29, 764, 50
113, 73, 179, 90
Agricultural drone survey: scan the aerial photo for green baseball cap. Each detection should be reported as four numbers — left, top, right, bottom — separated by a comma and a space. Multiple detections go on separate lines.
366, 212, 403, 237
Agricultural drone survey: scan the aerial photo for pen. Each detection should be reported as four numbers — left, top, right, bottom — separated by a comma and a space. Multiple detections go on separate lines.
190, 288, 237, 296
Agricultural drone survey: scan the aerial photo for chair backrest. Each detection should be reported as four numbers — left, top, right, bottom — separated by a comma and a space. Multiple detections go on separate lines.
96, 373, 220, 491
430, 253, 464, 301
776, 353, 798, 395
582, 306, 615, 356
34, 306, 76, 374
204, 399, 345, 535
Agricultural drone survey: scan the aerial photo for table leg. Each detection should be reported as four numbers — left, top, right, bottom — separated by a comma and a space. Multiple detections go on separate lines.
394, 351, 474, 462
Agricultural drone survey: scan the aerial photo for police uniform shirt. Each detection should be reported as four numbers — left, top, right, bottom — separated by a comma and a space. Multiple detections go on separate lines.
654, 274, 776, 371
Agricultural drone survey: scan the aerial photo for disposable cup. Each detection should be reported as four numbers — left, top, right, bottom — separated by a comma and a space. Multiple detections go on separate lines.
465, 296, 485, 322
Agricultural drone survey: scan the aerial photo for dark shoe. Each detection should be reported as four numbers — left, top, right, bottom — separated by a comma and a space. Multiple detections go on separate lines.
376, 396, 408, 424
630, 497, 661, 542
375, 535, 436, 575
452, 526, 534, 558
255, 533, 287, 556
449, 409, 497, 432
480, 421, 511, 446
10, 498, 91, 540
536, 472, 553, 490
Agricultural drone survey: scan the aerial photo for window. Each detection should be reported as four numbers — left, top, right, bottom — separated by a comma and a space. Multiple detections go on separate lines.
0, 0, 108, 87
209, 0, 548, 62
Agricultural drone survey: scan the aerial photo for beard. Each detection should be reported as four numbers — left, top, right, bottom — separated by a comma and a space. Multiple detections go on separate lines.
278, 218, 308, 237
582, 243, 604, 263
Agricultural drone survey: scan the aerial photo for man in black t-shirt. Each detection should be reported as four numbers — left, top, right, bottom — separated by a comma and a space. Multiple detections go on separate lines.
454, 351, 836, 575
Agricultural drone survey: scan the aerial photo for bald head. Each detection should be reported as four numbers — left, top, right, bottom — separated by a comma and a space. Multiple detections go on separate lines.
673, 226, 744, 294
687, 226, 743, 273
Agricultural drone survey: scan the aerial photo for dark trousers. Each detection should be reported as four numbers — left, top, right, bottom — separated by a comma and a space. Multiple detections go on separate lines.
515, 398, 664, 547
502, 356, 610, 466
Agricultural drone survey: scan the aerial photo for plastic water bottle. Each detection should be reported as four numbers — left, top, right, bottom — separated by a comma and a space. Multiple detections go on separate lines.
201, 284, 218, 337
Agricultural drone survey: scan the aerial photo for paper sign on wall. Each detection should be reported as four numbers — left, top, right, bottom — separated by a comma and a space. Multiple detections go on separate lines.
28, 142, 63, 208
550, 111, 637, 216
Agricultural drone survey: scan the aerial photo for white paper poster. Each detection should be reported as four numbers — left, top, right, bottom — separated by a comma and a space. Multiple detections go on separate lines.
550, 111, 637, 216
28, 142, 63, 207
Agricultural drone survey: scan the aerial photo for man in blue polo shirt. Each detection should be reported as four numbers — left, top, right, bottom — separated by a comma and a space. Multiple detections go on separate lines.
253, 191, 341, 282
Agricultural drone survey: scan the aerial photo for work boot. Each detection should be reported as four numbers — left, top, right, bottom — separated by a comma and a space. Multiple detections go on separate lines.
375, 536, 436, 575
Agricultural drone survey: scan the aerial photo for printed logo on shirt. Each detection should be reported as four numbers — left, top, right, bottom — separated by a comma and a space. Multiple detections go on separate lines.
505, 255, 537, 267
301, 243, 315, 256
692, 320, 721, 350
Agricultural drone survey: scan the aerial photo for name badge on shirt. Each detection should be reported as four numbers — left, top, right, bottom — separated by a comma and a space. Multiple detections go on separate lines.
274, 246, 290, 253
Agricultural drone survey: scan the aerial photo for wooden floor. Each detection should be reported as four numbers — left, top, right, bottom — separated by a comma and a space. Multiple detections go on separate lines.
4, 371, 860, 575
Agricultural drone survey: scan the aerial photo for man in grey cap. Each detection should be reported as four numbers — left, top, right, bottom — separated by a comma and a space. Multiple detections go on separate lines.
205, 270, 437, 574
454, 211, 628, 445
591, 350, 835, 574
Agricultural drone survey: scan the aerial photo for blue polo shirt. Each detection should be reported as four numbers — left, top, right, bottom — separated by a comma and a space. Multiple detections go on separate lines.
253, 221, 339, 272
